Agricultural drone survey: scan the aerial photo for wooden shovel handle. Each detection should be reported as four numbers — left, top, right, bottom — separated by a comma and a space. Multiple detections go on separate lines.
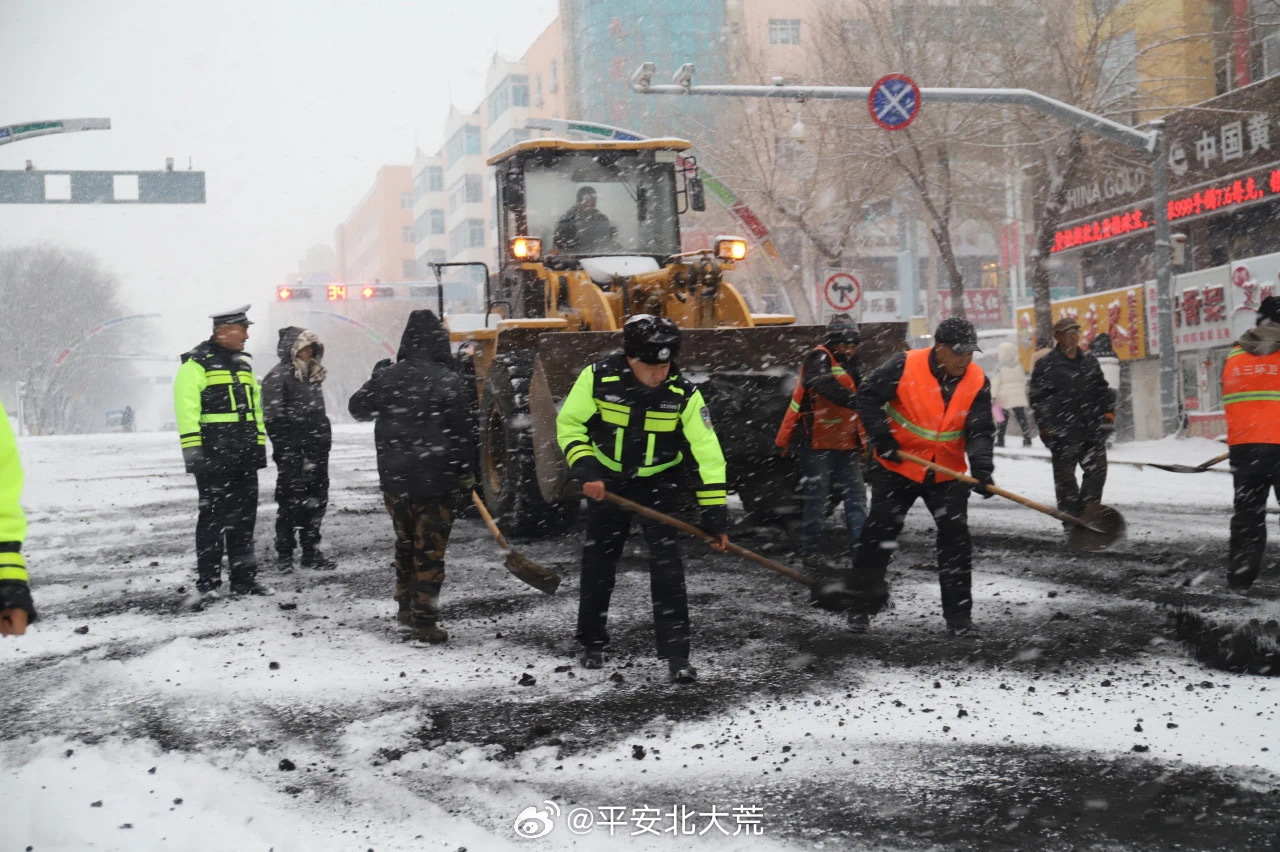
471, 491, 511, 552
896, 452, 1102, 532
1198, 451, 1230, 470
598, 490, 813, 587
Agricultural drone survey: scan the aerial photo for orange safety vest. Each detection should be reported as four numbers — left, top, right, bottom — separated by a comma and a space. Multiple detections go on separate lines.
1222, 345, 1280, 446
774, 346, 863, 451
876, 348, 984, 482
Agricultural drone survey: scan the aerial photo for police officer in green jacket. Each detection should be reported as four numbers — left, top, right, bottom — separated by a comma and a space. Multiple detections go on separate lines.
174, 305, 271, 601
1, 399, 36, 636
556, 315, 729, 684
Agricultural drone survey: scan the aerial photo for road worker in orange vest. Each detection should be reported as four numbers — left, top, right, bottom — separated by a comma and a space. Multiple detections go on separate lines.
844, 317, 996, 636
775, 315, 868, 606
1221, 295, 1280, 591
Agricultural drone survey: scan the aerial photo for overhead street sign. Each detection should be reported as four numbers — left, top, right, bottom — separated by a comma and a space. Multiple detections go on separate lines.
0, 170, 205, 204
868, 74, 921, 131
0, 117, 110, 146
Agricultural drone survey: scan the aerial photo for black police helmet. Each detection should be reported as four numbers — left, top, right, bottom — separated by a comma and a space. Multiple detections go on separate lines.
623, 314, 681, 365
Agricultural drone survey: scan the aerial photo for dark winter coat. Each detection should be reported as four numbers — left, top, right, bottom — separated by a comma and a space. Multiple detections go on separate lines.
262, 327, 332, 469
1029, 346, 1116, 445
855, 349, 995, 481
347, 310, 476, 502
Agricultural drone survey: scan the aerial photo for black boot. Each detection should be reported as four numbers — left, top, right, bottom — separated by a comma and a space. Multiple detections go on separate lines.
274, 552, 295, 573
580, 649, 604, 669
668, 658, 697, 684
301, 550, 337, 570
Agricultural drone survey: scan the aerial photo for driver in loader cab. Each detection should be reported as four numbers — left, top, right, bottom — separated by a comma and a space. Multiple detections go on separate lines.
556, 315, 729, 684
553, 186, 618, 253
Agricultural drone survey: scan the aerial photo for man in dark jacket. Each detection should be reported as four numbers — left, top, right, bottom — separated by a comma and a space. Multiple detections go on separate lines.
173, 305, 271, 601
262, 327, 334, 571
1029, 317, 1117, 525
348, 310, 476, 644
845, 317, 995, 636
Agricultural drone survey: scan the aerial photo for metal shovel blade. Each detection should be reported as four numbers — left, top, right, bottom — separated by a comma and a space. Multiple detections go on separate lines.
1066, 503, 1127, 552
505, 549, 561, 595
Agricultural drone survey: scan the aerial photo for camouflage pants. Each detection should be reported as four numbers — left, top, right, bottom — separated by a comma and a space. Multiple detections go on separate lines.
383, 493, 454, 625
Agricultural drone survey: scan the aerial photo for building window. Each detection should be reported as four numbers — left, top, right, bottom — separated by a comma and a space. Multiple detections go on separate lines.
489, 127, 532, 156
534, 73, 544, 107
488, 75, 531, 125
421, 248, 447, 266
549, 59, 559, 92
400, 192, 414, 209
448, 174, 484, 213
415, 164, 443, 198
1098, 30, 1138, 124
511, 74, 529, 108
430, 209, 445, 234
488, 85, 510, 126
402, 225, 414, 243
446, 125, 482, 164
769, 18, 801, 45
450, 218, 487, 254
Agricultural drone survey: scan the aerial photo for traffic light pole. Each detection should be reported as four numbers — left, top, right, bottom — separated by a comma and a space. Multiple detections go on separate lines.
632, 63, 1181, 437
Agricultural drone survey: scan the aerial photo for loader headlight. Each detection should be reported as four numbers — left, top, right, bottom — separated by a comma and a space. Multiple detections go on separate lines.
510, 236, 542, 261
715, 237, 748, 262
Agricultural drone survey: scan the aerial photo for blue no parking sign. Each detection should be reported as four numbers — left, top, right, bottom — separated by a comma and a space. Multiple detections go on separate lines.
868, 74, 921, 131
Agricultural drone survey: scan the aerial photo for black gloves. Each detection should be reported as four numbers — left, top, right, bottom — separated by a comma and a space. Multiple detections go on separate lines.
372, 358, 392, 376
971, 469, 996, 498
874, 434, 900, 462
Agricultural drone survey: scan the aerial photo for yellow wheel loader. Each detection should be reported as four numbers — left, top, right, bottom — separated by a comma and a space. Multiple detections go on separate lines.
447, 137, 904, 536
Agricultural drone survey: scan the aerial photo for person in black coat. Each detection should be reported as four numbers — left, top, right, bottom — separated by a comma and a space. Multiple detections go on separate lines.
1029, 317, 1117, 525
348, 310, 477, 644
262, 326, 333, 571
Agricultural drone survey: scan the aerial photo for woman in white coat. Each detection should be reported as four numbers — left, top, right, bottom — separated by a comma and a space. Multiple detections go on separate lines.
991, 341, 1033, 447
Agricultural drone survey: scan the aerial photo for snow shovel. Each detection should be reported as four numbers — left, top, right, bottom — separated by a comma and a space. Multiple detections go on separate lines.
896, 452, 1126, 552
471, 492, 561, 595
597, 489, 813, 587
1140, 451, 1229, 474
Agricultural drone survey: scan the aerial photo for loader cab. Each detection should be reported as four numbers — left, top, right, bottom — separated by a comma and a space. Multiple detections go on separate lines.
490, 139, 702, 281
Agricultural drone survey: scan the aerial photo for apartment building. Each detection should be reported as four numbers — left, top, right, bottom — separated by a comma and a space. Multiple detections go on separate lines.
334, 164, 415, 284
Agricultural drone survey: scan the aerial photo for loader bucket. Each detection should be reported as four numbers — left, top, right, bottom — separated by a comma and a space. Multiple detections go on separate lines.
525, 323, 906, 507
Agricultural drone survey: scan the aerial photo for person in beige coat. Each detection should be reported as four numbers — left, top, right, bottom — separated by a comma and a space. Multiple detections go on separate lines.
991, 341, 1033, 447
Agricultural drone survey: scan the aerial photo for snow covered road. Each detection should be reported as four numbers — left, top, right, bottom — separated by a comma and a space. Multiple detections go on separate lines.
4, 426, 1279, 851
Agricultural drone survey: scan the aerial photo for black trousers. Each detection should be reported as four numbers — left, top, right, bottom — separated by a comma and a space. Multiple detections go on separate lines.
1049, 438, 1108, 520
577, 478, 690, 660
274, 460, 329, 556
1229, 444, 1280, 589
996, 407, 1032, 446
846, 465, 973, 624
194, 469, 259, 591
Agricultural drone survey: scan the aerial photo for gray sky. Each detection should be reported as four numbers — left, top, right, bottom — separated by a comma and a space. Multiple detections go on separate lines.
0, 0, 557, 354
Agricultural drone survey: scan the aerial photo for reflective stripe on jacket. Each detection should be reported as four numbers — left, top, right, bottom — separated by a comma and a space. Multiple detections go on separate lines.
1223, 346, 1280, 446
0, 399, 27, 586
173, 340, 267, 472
556, 353, 727, 508
775, 345, 863, 451
876, 348, 985, 482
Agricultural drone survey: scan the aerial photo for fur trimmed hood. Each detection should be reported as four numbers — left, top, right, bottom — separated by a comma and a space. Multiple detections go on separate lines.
276, 326, 327, 383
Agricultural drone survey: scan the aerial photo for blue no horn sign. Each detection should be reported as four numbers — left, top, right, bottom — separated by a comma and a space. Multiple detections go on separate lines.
869, 74, 921, 131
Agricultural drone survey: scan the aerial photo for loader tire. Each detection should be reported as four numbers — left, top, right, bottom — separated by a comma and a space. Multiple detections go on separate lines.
480, 351, 577, 538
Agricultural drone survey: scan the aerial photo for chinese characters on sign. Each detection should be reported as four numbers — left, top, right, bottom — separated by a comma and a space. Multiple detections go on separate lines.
1016, 284, 1146, 370
1145, 251, 1280, 355
861, 290, 901, 322
937, 289, 1002, 325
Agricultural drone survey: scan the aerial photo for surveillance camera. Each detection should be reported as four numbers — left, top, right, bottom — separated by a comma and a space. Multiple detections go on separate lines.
632, 62, 657, 90
772, 76, 785, 86
673, 63, 695, 88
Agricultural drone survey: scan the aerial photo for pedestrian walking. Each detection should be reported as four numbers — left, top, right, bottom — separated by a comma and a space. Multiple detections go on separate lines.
174, 305, 272, 602
990, 342, 1033, 447
0, 399, 36, 636
556, 314, 729, 684
774, 314, 867, 601
844, 317, 995, 636
348, 310, 476, 644
262, 327, 335, 571
1029, 317, 1116, 526
1221, 296, 1280, 591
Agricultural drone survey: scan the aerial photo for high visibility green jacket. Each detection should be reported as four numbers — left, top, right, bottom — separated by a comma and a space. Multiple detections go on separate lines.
556, 353, 728, 534
0, 399, 36, 621
173, 340, 267, 474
